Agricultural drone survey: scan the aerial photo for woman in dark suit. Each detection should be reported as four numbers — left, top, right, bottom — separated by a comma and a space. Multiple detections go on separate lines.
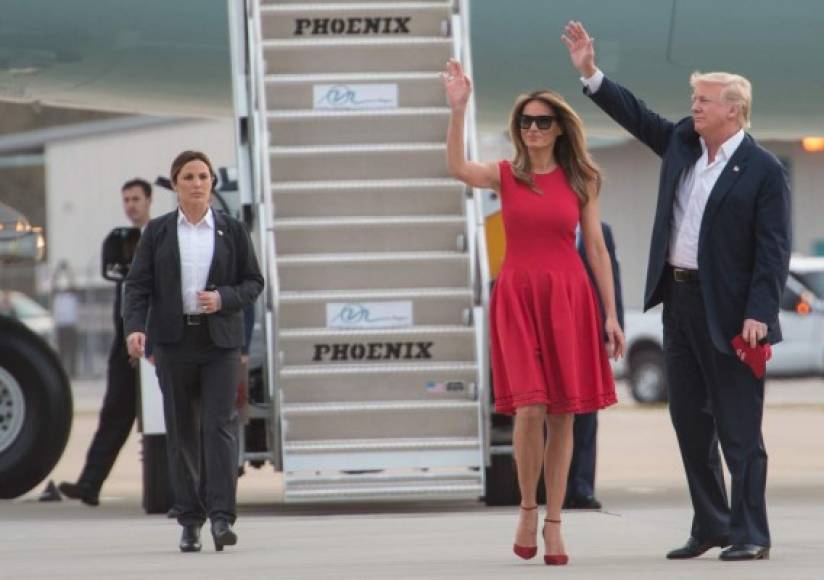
124, 150, 264, 552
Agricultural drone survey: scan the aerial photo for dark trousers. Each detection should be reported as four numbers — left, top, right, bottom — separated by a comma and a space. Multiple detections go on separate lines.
566, 412, 597, 500
663, 278, 770, 547
154, 323, 240, 527
78, 335, 136, 491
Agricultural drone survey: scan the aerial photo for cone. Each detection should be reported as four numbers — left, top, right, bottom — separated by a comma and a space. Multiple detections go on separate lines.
39, 480, 62, 502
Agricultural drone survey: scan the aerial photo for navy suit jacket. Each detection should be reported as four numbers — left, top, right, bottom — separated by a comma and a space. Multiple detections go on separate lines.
586, 77, 791, 354
123, 209, 264, 349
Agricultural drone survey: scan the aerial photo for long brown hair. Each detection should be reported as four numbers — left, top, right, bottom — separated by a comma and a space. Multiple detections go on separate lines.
508, 90, 601, 205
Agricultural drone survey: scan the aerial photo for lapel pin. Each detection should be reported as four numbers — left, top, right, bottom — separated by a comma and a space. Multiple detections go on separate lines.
733, 165, 740, 172
218, 229, 224, 236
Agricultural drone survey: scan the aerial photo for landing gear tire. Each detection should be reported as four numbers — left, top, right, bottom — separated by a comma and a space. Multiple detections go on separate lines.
0, 318, 72, 498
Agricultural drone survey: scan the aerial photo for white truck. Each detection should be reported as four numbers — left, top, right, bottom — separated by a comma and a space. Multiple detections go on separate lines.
616, 255, 824, 404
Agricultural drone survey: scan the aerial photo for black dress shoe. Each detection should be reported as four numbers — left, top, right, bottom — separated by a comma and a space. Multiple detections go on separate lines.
563, 495, 602, 510
179, 525, 202, 553
211, 520, 238, 552
57, 481, 99, 507
719, 544, 770, 561
666, 536, 729, 559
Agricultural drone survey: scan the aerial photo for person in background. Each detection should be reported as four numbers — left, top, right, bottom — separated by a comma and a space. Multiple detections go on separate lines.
59, 179, 152, 506
564, 221, 624, 510
51, 260, 79, 378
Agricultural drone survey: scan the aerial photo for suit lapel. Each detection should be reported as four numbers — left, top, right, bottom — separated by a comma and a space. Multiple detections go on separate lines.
158, 210, 184, 313
660, 129, 702, 227
165, 211, 183, 299
698, 136, 752, 252
206, 210, 227, 285
169, 210, 182, 271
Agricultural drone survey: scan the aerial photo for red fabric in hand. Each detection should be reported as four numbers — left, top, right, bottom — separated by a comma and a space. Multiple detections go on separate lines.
731, 335, 772, 379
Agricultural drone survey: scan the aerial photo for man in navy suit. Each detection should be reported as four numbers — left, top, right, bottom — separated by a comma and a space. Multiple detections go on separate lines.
565, 222, 624, 510
563, 22, 791, 561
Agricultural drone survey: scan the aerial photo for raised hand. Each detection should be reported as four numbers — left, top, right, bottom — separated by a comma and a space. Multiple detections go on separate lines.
561, 21, 597, 78
442, 58, 472, 111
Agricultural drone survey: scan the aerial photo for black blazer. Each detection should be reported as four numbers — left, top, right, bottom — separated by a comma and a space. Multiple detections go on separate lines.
578, 222, 624, 331
586, 77, 791, 354
123, 209, 264, 349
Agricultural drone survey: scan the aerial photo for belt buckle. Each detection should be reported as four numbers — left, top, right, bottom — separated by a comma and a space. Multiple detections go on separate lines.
185, 314, 201, 326
673, 268, 694, 283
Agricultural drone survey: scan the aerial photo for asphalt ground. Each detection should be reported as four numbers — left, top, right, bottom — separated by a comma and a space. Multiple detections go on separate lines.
1, 377, 822, 579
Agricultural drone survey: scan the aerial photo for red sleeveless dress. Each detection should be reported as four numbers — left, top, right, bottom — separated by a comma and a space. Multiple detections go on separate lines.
490, 160, 616, 415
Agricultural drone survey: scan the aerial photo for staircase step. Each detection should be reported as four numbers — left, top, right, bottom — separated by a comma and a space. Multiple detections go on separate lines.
271, 178, 464, 218
284, 436, 478, 453
265, 72, 444, 109
267, 107, 449, 146
284, 399, 475, 415
268, 0, 449, 4
269, 142, 447, 180
280, 399, 479, 442
280, 287, 472, 302
278, 360, 476, 403
279, 287, 472, 327
261, 2, 452, 40
273, 214, 465, 254
280, 360, 475, 377
274, 215, 464, 228
283, 437, 480, 471
262, 37, 452, 74
285, 479, 483, 503
279, 324, 475, 365
276, 250, 468, 291
285, 470, 481, 486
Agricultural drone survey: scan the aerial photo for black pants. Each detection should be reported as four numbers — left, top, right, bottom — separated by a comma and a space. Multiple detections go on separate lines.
78, 335, 136, 492
664, 277, 770, 547
154, 323, 240, 527
566, 412, 597, 500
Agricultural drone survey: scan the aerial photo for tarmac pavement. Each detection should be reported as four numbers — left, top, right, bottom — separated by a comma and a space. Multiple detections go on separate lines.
1, 378, 822, 579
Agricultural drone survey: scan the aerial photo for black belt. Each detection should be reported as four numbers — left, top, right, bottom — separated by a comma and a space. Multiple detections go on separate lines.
183, 314, 206, 325
671, 267, 699, 283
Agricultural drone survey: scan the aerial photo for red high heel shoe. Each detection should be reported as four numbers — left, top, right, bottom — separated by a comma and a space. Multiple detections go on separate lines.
512, 504, 538, 560
543, 518, 569, 566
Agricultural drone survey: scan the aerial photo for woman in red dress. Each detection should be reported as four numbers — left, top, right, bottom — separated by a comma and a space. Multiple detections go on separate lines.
443, 58, 625, 565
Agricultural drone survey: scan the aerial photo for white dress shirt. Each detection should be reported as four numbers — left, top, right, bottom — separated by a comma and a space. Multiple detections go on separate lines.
668, 130, 745, 268
581, 69, 746, 269
177, 208, 215, 314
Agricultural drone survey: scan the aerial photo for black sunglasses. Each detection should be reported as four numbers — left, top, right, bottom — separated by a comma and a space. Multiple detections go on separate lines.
518, 114, 555, 130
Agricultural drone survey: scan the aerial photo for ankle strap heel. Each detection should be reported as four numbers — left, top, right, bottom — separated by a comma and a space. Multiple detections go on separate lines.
542, 518, 569, 566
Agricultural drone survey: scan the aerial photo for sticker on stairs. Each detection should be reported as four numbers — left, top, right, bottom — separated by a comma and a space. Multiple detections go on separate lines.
326, 301, 413, 329
426, 381, 466, 394
314, 84, 398, 110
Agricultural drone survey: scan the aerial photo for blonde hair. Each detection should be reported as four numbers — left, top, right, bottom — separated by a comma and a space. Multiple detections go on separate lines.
690, 71, 752, 129
508, 90, 601, 205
